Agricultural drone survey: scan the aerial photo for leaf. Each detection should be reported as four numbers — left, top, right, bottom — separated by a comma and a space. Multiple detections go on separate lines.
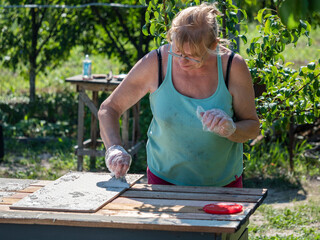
142, 25, 149, 36
256, 8, 267, 23
150, 22, 156, 35
264, 18, 271, 34
271, 66, 278, 76
238, 35, 247, 44
285, 62, 294, 67
307, 62, 316, 70
299, 20, 307, 30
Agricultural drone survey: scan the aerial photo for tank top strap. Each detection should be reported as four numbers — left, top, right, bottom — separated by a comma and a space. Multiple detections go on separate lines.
216, 45, 224, 85
167, 45, 173, 76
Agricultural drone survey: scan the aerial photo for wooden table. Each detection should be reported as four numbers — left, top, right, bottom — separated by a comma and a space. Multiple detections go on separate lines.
0, 177, 267, 240
65, 75, 142, 171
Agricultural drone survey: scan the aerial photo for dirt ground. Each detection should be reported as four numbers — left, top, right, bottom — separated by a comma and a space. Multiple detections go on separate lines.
248, 177, 320, 238
261, 178, 320, 207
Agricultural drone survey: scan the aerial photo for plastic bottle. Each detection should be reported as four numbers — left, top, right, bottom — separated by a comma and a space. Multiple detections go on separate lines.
82, 55, 92, 80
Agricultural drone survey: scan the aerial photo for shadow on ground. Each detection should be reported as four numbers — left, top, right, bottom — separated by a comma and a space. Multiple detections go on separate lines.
243, 176, 311, 204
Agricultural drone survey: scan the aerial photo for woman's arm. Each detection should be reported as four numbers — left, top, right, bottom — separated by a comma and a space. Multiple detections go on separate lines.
227, 54, 260, 143
98, 50, 158, 149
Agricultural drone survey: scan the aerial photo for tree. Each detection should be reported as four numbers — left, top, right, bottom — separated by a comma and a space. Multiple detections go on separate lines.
84, 0, 152, 71
140, 0, 320, 173
0, 0, 82, 102
236, 0, 320, 28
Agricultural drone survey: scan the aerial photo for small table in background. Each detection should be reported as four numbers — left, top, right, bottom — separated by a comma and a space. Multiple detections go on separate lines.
65, 74, 143, 171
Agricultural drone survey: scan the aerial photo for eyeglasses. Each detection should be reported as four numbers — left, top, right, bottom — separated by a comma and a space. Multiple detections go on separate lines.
168, 51, 201, 63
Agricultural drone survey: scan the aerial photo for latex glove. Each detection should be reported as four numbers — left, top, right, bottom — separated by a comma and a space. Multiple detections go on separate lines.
105, 145, 132, 178
196, 106, 236, 137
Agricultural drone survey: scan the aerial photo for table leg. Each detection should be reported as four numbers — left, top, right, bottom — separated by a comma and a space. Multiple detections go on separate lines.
77, 88, 85, 171
121, 110, 130, 149
90, 91, 98, 170
132, 102, 140, 145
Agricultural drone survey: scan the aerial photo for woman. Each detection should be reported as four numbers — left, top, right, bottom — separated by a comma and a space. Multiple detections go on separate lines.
98, 3, 260, 187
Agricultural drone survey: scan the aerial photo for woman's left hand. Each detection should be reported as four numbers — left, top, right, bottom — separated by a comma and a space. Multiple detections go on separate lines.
200, 109, 236, 137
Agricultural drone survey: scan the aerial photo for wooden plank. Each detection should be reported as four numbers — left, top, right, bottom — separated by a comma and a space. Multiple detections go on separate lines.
4, 192, 29, 199
76, 148, 105, 157
0, 178, 37, 192
79, 91, 98, 119
103, 201, 253, 216
17, 186, 42, 193
239, 228, 248, 240
108, 197, 255, 208
98, 209, 251, 222
122, 110, 130, 149
10, 172, 143, 213
77, 88, 85, 171
102, 198, 253, 223
0, 198, 20, 205
121, 190, 262, 203
0, 204, 10, 211
90, 91, 99, 170
0, 191, 15, 199
0, 210, 240, 233
131, 184, 267, 196
29, 180, 52, 187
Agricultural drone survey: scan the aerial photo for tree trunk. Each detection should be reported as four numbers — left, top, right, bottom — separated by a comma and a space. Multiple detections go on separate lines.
29, 8, 38, 102
0, 124, 4, 161
288, 118, 295, 173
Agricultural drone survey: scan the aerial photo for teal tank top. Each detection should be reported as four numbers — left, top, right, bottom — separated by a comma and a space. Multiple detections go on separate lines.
146, 46, 243, 186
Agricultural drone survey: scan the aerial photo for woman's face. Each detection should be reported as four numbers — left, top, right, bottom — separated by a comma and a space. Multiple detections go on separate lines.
171, 42, 203, 70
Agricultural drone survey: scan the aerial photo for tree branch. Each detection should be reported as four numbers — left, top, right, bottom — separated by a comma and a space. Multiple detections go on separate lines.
91, 6, 129, 64
113, 8, 139, 50
36, 9, 63, 56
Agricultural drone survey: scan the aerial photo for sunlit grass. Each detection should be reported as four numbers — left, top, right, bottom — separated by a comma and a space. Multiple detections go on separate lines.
0, 46, 122, 98
248, 201, 320, 239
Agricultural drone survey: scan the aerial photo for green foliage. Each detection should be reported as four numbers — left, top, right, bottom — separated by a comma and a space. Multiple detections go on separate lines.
140, 0, 247, 49
248, 9, 320, 135
0, 91, 78, 137
244, 138, 319, 179
237, 0, 320, 29
0, 0, 83, 101
79, 0, 152, 71
279, 0, 320, 29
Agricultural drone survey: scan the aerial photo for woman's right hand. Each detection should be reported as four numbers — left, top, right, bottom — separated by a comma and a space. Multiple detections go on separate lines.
105, 145, 132, 178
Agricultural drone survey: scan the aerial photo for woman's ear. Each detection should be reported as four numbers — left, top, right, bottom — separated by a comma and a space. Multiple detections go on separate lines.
211, 39, 219, 50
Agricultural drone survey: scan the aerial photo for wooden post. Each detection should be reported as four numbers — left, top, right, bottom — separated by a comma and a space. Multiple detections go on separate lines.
132, 103, 141, 145
90, 91, 99, 171
77, 88, 85, 171
122, 110, 130, 149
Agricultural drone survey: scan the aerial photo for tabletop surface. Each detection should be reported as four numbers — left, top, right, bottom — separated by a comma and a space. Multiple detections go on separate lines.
0, 175, 267, 234
65, 74, 125, 85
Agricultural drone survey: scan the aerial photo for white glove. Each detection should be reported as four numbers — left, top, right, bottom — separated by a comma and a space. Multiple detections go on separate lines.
197, 106, 236, 137
105, 145, 132, 178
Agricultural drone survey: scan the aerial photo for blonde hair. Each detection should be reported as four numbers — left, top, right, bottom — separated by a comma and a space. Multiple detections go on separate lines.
167, 2, 228, 59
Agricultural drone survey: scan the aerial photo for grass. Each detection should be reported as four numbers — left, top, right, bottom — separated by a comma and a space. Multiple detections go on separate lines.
0, 46, 123, 98
248, 201, 320, 239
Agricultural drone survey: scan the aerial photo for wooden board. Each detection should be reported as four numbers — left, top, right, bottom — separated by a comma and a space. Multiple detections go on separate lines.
0, 178, 37, 192
10, 172, 143, 213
